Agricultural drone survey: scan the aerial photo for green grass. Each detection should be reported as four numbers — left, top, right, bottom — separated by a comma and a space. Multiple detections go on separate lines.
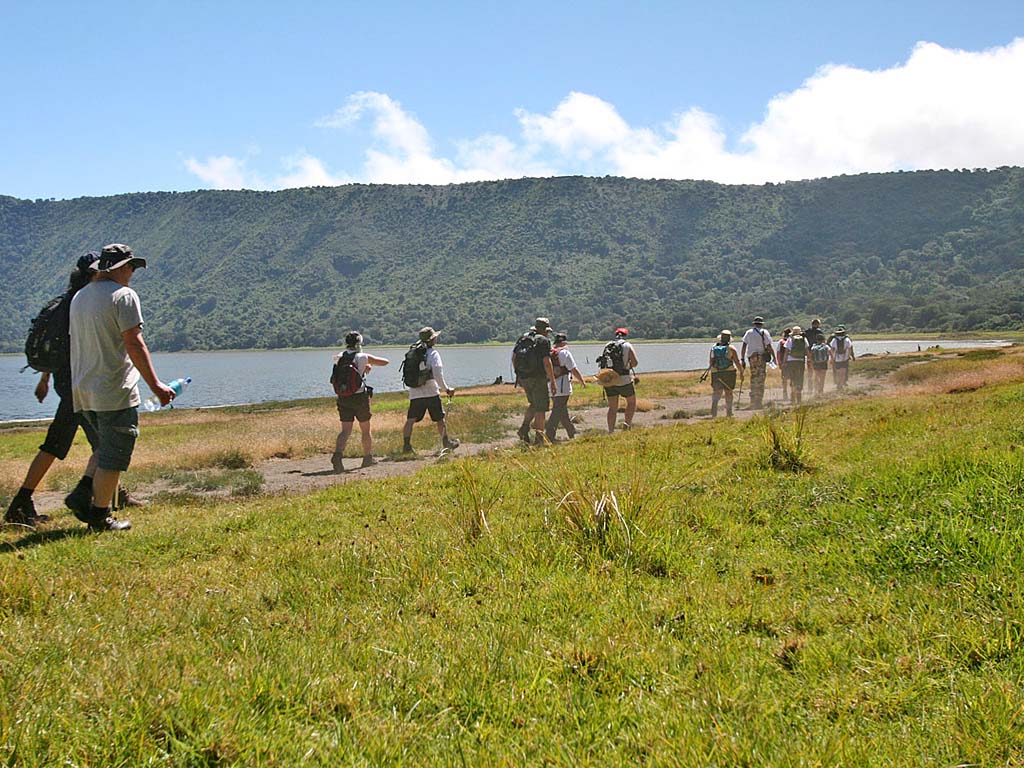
3, 354, 1024, 764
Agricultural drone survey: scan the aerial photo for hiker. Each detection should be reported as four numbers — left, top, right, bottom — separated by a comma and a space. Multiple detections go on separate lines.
4, 254, 103, 527
400, 327, 459, 455
830, 325, 855, 391
512, 317, 557, 445
545, 331, 587, 441
709, 330, 744, 418
598, 327, 639, 432
67, 244, 176, 532
740, 316, 774, 409
780, 324, 808, 405
331, 331, 390, 472
778, 328, 792, 402
806, 318, 829, 396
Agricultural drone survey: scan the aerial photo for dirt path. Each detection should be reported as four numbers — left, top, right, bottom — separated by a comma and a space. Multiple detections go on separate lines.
26, 377, 873, 514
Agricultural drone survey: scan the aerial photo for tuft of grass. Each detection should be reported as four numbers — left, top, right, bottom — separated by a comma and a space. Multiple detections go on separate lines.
448, 461, 504, 540
760, 408, 813, 473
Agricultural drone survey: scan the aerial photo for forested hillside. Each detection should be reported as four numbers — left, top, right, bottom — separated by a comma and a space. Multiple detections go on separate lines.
1, 169, 1022, 351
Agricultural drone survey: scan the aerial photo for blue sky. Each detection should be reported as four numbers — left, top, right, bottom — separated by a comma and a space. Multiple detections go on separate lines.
3, 0, 1023, 199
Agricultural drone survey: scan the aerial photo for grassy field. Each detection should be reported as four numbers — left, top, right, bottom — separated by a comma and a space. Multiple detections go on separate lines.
2, 350, 1024, 765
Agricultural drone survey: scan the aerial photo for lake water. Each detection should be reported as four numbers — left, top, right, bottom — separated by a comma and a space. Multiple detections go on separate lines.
0, 339, 1008, 423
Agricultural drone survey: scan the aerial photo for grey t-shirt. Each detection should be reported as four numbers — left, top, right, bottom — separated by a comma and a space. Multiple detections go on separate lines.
69, 280, 145, 412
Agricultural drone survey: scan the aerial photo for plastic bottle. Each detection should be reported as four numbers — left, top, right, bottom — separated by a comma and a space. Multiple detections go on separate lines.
142, 376, 192, 411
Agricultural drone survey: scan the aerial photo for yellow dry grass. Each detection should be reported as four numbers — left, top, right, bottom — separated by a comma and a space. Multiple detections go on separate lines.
889, 347, 1024, 396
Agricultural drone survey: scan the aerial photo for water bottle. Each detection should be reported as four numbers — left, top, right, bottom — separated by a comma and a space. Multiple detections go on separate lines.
142, 376, 192, 411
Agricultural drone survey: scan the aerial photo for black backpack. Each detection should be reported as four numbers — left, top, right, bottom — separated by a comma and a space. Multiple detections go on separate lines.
400, 342, 433, 388
23, 290, 73, 374
330, 350, 364, 397
512, 332, 542, 377
597, 340, 629, 375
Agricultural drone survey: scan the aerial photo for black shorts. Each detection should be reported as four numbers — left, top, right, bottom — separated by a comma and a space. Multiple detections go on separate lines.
407, 395, 445, 423
811, 361, 828, 371
40, 390, 99, 460
336, 391, 372, 423
603, 383, 636, 398
710, 370, 737, 393
521, 376, 551, 413
834, 360, 850, 369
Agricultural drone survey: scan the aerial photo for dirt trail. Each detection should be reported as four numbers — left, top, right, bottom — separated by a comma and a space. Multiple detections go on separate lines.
25, 377, 872, 514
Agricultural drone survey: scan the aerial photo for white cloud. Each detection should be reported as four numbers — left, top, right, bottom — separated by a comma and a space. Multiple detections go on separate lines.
274, 153, 347, 189
186, 38, 1024, 189
185, 155, 252, 189
185, 151, 344, 190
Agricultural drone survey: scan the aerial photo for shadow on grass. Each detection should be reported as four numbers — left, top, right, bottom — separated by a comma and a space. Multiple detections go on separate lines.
1, 525, 92, 551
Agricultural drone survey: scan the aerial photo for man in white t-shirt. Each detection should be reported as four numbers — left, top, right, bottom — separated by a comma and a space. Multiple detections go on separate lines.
544, 332, 586, 441
402, 327, 459, 455
829, 325, 855, 391
599, 327, 639, 432
740, 316, 774, 410
68, 244, 176, 532
332, 331, 390, 472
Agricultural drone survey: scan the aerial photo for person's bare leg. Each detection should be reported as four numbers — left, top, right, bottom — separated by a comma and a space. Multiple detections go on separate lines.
624, 395, 637, 427
606, 395, 619, 432
91, 468, 121, 509
20, 451, 57, 491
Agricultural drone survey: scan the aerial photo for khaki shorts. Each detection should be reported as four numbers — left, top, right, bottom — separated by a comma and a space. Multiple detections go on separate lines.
521, 376, 551, 412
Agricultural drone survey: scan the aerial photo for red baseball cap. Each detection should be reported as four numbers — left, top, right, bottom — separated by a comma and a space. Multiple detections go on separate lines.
614, 327, 629, 337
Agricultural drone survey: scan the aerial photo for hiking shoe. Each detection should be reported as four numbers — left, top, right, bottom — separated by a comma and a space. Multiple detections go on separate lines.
516, 428, 531, 444
65, 485, 93, 523
360, 456, 377, 468
402, 443, 415, 455
113, 487, 146, 510
87, 516, 132, 532
443, 436, 460, 450
4, 495, 39, 527
330, 452, 345, 473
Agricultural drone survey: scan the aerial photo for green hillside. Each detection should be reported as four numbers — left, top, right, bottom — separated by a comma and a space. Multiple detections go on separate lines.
1, 169, 1022, 352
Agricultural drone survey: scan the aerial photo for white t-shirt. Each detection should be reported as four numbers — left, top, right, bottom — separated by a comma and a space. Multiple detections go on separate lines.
332, 350, 370, 394
407, 347, 450, 399
69, 280, 145, 412
552, 347, 577, 396
741, 327, 774, 357
830, 336, 852, 362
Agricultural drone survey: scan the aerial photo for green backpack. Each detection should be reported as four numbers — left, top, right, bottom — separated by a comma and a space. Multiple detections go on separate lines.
711, 344, 733, 370
789, 335, 807, 359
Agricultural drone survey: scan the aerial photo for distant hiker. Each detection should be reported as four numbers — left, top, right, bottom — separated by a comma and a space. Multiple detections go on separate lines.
740, 316, 774, 409
545, 331, 587, 441
512, 317, 557, 445
807, 318, 829, 396
830, 325, 855, 391
331, 331, 389, 472
5, 254, 102, 528
709, 330, 743, 418
780, 324, 808, 405
493, 375, 503, 385
400, 327, 459, 455
68, 244, 176, 532
597, 327, 639, 432
778, 328, 792, 402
